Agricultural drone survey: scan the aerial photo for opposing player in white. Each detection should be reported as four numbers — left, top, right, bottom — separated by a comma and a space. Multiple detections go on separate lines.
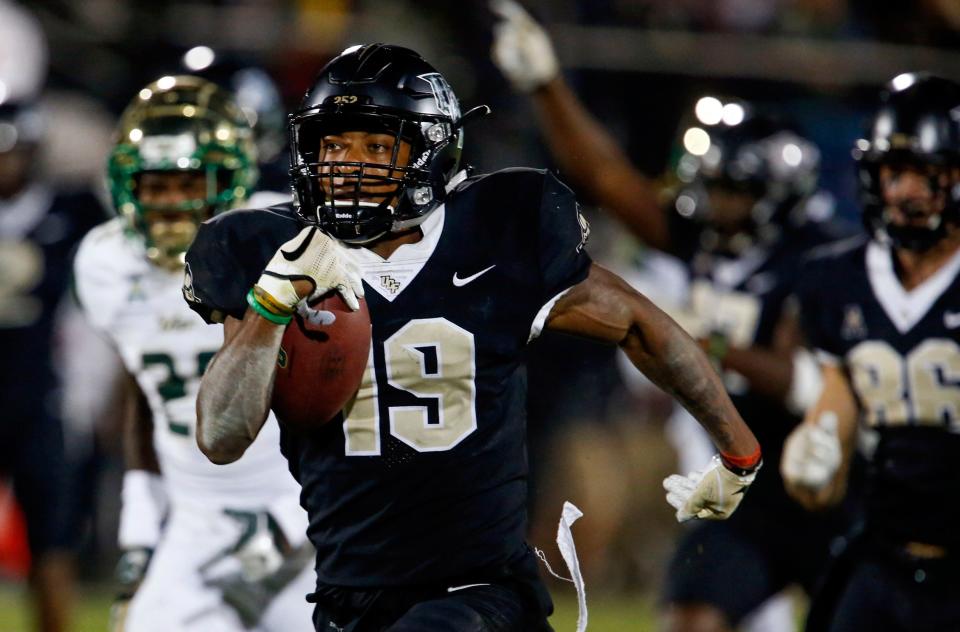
72, 76, 313, 632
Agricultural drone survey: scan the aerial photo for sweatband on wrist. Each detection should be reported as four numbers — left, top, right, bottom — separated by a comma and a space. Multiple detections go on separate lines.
720, 446, 762, 475
247, 289, 293, 325
252, 285, 295, 316
118, 470, 167, 549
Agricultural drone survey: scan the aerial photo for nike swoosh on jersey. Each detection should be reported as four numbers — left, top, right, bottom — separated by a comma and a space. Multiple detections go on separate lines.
452, 265, 496, 287
281, 227, 318, 261
945, 311, 960, 329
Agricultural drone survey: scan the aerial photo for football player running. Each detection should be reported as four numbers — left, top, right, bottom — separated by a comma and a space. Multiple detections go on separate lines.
490, 2, 854, 631
782, 73, 960, 632
72, 76, 314, 632
185, 43, 761, 632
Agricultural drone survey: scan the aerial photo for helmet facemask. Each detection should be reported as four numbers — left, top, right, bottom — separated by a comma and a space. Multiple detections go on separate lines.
858, 153, 960, 252
132, 167, 226, 269
290, 109, 459, 244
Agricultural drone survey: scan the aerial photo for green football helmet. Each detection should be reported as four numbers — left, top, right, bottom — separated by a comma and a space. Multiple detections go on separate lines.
108, 75, 258, 269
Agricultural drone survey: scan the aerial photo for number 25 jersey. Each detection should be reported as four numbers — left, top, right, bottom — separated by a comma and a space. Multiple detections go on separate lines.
184, 168, 592, 587
72, 218, 304, 512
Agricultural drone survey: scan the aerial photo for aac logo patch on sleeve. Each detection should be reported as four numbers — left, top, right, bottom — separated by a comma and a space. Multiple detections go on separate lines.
576, 205, 590, 253
182, 262, 200, 303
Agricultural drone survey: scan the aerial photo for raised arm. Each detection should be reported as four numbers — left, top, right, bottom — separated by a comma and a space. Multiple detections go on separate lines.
491, 0, 670, 250
530, 79, 670, 250
547, 264, 761, 521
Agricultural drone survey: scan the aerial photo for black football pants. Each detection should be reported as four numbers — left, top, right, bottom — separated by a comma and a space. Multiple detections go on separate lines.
818, 550, 960, 632
309, 551, 553, 632
312, 582, 552, 632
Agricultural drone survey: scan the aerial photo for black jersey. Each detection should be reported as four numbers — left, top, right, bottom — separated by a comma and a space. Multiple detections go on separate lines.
677, 219, 846, 515
798, 237, 960, 548
0, 186, 104, 418
184, 168, 592, 586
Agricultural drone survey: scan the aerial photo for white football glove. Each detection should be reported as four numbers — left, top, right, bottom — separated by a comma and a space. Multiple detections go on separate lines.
255, 226, 364, 313
663, 455, 758, 523
490, 0, 559, 92
781, 411, 842, 490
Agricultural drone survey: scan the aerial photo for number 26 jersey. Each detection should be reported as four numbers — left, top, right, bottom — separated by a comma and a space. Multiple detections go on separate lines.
797, 236, 960, 547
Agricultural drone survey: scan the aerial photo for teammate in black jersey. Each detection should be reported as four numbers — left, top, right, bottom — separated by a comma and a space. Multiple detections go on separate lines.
183, 44, 762, 631
0, 100, 102, 632
0, 5, 105, 631
782, 73, 960, 632
491, 4, 851, 631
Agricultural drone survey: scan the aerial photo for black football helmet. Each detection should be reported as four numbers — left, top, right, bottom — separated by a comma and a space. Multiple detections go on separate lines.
854, 73, 960, 251
289, 44, 487, 243
673, 100, 820, 256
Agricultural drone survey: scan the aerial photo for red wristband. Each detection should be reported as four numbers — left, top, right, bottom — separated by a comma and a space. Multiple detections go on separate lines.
720, 446, 762, 473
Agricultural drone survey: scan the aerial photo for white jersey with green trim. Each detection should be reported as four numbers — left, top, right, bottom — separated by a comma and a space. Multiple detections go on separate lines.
73, 218, 301, 510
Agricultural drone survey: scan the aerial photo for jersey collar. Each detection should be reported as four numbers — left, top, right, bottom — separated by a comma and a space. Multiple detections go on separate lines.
866, 239, 960, 334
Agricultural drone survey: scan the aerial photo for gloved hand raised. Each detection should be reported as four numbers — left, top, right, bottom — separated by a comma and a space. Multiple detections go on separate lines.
490, 0, 560, 93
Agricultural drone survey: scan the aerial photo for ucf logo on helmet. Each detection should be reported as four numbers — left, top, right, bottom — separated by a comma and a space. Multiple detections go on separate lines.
418, 73, 461, 121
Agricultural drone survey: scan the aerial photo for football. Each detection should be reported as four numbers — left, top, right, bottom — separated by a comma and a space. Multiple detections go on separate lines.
271, 292, 371, 432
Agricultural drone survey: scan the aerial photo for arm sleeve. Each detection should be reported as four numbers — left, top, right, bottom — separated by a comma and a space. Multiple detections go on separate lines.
536, 171, 592, 302
183, 209, 298, 323
528, 171, 593, 340
72, 229, 120, 333
182, 220, 251, 323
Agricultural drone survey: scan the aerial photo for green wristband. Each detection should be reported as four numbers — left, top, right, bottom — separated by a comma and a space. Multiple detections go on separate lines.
707, 331, 729, 364
246, 289, 293, 325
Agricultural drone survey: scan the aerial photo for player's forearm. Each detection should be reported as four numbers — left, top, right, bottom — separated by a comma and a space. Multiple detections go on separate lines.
625, 316, 759, 458
196, 312, 282, 464
783, 373, 858, 510
532, 78, 625, 185
532, 79, 669, 249
784, 463, 849, 511
548, 266, 758, 458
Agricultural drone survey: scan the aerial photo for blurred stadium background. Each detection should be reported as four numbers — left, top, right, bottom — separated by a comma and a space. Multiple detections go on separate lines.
0, 0, 957, 630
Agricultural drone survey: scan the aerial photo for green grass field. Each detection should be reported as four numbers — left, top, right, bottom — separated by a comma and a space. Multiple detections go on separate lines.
0, 583, 655, 631
0, 584, 114, 632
